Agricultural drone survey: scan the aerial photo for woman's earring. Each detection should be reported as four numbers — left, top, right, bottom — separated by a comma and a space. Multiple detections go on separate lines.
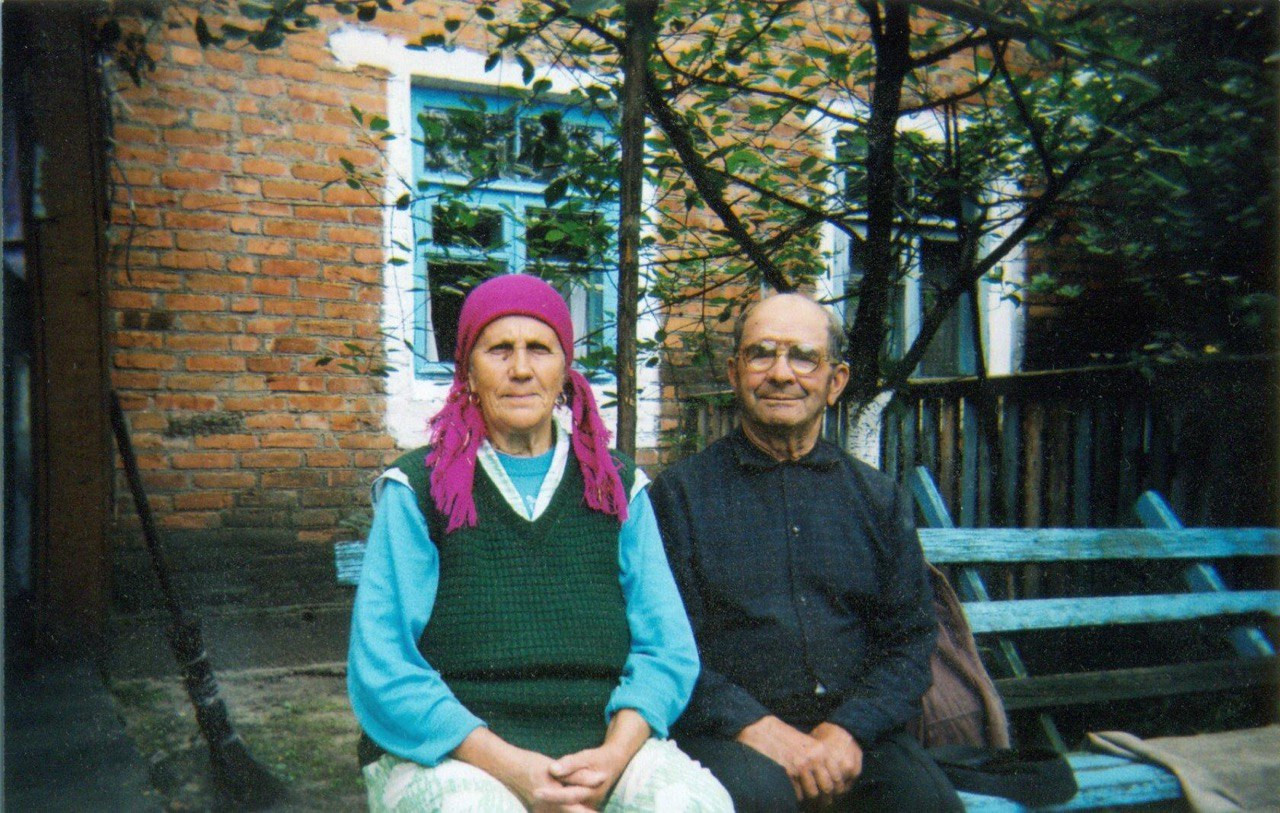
467, 390, 480, 405
555, 391, 568, 407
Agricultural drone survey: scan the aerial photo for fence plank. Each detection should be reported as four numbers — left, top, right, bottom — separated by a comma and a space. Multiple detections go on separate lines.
962, 591, 1280, 633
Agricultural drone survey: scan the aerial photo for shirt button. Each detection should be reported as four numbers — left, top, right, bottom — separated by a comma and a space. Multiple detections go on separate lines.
790, 524, 800, 534
815, 682, 827, 696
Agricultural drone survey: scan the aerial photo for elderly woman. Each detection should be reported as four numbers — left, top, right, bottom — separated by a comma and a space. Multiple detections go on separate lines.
349, 275, 730, 812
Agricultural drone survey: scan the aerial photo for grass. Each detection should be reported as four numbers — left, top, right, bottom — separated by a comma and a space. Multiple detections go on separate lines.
110, 664, 365, 811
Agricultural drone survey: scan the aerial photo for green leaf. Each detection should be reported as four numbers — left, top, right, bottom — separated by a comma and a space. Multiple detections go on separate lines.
339, 157, 355, 172
444, 18, 461, 33
544, 177, 569, 206
476, 5, 495, 21
394, 193, 411, 210
369, 116, 389, 132
484, 51, 501, 72
418, 33, 446, 47
357, 4, 377, 22
238, 2, 273, 20
516, 53, 535, 85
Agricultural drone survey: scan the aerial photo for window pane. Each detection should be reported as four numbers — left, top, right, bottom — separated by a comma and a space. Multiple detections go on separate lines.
516, 114, 610, 182
918, 239, 973, 377
431, 204, 503, 251
420, 107, 512, 177
428, 262, 503, 362
526, 207, 605, 264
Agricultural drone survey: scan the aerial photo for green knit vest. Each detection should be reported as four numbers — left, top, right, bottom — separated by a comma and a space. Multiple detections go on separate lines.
395, 445, 634, 758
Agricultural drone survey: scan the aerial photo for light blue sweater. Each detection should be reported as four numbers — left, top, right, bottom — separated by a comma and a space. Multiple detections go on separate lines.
347, 442, 699, 766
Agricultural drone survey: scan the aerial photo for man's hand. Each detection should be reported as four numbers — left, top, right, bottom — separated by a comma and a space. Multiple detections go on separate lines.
736, 716, 862, 806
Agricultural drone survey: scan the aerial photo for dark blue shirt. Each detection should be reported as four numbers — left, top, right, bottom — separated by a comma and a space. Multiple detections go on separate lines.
649, 429, 936, 746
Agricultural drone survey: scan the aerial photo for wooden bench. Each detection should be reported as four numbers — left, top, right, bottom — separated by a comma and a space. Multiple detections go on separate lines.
333, 471, 1279, 810
911, 465, 1280, 810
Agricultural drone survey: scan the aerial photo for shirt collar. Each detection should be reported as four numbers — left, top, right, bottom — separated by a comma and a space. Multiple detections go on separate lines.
730, 426, 842, 472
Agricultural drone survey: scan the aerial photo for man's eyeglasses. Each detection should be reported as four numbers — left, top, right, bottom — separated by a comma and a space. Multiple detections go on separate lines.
739, 341, 826, 375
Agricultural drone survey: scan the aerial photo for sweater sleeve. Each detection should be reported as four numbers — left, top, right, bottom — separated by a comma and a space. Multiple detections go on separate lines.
605, 488, 700, 738
347, 479, 485, 765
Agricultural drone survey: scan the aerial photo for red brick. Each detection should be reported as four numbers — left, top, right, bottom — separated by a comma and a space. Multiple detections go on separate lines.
186, 273, 247, 294
262, 259, 320, 278
266, 375, 325, 393
142, 471, 190, 490
109, 291, 159, 310
296, 318, 354, 337
204, 50, 244, 71
228, 257, 258, 274
164, 129, 229, 148
245, 414, 298, 430
158, 250, 218, 271
337, 434, 397, 450
230, 298, 261, 313
291, 163, 344, 183
160, 512, 221, 530
245, 317, 294, 334
241, 451, 302, 468
193, 434, 258, 450
115, 351, 177, 370
244, 78, 286, 97
283, 394, 345, 411
263, 299, 320, 317
242, 157, 290, 176
171, 452, 235, 469
223, 395, 288, 412
155, 393, 219, 410
192, 471, 257, 489
245, 238, 290, 256
177, 152, 235, 172
251, 278, 293, 296
295, 205, 350, 223
296, 281, 353, 300
167, 212, 231, 231
161, 170, 223, 191
298, 414, 330, 430
325, 303, 379, 320
326, 377, 380, 395
180, 192, 242, 211
176, 233, 240, 252
230, 216, 260, 234
115, 124, 160, 145
186, 355, 245, 373
167, 374, 226, 391
114, 331, 164, 350
130, 105, 185, 127
262, 432, 319, 448
166, 334, 230, 352
230, 335, 261, 352
167, 293, 225, 311
287, 83, 345, 106
231, 178, 261, 196
246, 356, 294, 373
322, 185, 378, 206
270, 336, 320, 354
230, 375, 268, 391
180, 314, 245, 333
261, 179, 322, 201
246, 201, 292, 217
263, 220, 322, 240
192, 111, 234, 132
173, 492, 235, 511
257, 56, 319, 82
262, 470, 326, 489
353, 450, 398, 468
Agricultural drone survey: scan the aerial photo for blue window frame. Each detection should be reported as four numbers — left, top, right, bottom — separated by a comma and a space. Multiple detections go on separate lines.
409, 85, 618, 378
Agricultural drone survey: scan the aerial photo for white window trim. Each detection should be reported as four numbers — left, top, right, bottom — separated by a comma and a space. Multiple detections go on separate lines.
329, 27, 661, 451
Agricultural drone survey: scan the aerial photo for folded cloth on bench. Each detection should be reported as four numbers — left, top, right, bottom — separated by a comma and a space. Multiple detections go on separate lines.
1088, 725, 1280, 813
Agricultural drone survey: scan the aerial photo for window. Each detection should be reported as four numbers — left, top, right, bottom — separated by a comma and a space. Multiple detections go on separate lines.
832, 129, 975, 378
409, 86, 617, 377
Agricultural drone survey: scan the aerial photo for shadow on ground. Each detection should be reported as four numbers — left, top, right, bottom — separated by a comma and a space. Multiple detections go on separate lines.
110, 664, 365, 812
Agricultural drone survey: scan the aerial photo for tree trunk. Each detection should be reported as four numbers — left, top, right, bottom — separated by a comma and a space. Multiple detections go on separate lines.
615, 0, 657, 457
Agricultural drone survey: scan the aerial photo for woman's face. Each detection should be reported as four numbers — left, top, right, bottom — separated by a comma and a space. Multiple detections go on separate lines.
467, 315, 567, 454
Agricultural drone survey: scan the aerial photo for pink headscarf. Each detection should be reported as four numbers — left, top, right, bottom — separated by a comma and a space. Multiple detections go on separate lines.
425, 274, 628, 533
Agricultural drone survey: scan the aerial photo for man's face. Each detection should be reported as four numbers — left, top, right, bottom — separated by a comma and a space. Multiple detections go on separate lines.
728, 295, 850, 438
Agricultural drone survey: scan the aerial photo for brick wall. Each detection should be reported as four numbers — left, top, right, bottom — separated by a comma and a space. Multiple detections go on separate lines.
104, 1, 891, 535
106, 9, 406, 540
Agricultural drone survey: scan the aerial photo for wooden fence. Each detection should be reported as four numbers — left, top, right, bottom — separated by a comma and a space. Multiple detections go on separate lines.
881, 356, 1277, 529
678, 356, 1277, 529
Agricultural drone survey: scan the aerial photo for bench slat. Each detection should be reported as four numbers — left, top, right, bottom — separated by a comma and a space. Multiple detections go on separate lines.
958, 753, 1182, 811
919, 527, 1280, 563
995, 656, 1280, 711
964, 590, 1280, 633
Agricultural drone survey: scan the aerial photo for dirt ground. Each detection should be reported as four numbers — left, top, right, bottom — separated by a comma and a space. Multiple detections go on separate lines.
110, 664, 366, 812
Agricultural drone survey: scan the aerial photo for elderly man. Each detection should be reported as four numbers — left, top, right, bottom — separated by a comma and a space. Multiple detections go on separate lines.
650, 293, 962, 812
